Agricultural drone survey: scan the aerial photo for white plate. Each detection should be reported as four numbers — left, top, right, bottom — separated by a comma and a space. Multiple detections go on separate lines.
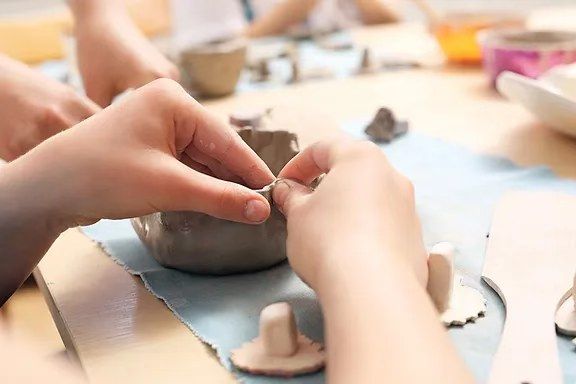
496, 71, 576, 138
540, 63, 576, 101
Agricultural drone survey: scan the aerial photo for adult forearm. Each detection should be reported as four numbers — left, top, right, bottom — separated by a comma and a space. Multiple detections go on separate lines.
355, 0, 400, 24
317, 247, 474, 384
245, 0, 319, 38
0, 157, 67, 305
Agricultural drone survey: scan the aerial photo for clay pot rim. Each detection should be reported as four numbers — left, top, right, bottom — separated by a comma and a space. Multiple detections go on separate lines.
479, 29, 576, 52
181, 37, 248, 56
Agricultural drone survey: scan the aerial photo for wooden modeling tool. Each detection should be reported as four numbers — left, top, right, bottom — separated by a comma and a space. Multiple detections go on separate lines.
482, 191, 576, 384
231, 302, 325, 377
427, 242, 486, 326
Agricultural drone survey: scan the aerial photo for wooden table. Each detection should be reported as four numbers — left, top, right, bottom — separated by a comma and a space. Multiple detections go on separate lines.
35, 17, 576, 384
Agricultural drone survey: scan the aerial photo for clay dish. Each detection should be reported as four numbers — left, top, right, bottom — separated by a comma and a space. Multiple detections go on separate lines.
132, 127, 300, 275
179, 38, 247, 98
497, 71, 576, 138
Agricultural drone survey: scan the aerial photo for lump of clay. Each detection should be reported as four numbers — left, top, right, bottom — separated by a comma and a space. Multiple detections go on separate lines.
231, 302, 325, 377
178, 38, 247, 98
364, 107, 409, 143
131, 127, 300, 275
427, 242, 486, 326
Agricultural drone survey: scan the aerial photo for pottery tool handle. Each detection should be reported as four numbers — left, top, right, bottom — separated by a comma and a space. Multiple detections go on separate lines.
486, 292, 562, 384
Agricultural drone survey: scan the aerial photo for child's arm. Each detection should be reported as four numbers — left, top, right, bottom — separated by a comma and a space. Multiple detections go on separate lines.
244, 0, 319, 38
0, 79, 274, 305
68, 0, 179, 107
273, 140, 474, 384
354, 0, 401, 24
0, 54, 99, 161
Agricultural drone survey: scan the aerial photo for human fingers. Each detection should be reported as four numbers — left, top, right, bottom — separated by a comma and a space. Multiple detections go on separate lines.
184, 146, 244, 183
69, 96, 101, 122
166, 89, 274, 187
272, 179, 313, 217
85, 81, 115, 108
158, 159, 271, 224
278, 140, 384, 185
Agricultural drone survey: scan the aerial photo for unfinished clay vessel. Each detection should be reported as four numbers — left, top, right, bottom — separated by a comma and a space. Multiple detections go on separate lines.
132, 127, 300, 275
179, 38, 247, 98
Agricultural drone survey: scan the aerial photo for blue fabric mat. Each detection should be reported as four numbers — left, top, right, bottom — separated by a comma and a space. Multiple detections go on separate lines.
82, 121, 576, 383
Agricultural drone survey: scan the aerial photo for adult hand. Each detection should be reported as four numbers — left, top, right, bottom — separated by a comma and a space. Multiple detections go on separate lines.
8, 79, 274, 230
0, 54, 99, 161
75, 8, 179, 107
272, 140, 428, 289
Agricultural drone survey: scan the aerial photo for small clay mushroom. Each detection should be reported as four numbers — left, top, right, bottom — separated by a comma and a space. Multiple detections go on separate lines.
427, 242, 486, 326
427, 242, 455, 313
231, 302, 325, 377
364, 107, 409, 143
555, 272, 576, 337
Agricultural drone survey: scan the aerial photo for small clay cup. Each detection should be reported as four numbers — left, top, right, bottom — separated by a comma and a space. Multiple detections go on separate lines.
178, 38, 247, 98
132, 128, 299, 275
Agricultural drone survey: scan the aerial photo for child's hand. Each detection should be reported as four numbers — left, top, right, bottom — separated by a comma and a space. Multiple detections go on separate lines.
9, 79, 274, 230
75, 10, 179, 107
0, 55, 100, 161
272, 140, 428, 289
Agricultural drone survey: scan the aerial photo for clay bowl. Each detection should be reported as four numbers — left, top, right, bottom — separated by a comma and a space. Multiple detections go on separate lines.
497, 71, 576, 138
179, 38, 247, 98
132, 128, 300, 275
480, 29, 576, 86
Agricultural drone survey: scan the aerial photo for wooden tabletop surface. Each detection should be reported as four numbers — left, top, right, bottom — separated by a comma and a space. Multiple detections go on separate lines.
35, 13, 576, 384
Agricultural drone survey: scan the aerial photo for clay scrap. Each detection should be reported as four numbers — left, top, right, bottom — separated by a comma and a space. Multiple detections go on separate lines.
231, 302, 325, 377
364, 107, 409, 143
427, 242, 486, 326
131, 127, 300, 275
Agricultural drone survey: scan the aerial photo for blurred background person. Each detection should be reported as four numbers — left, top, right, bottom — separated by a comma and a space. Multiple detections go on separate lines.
245, 0, 401, 37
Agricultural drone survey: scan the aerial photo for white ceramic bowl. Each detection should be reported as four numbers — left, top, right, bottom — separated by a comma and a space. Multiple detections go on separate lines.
496, 71, 576, 137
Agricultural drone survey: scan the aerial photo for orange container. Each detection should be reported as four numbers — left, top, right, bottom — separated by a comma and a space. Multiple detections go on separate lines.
433, 12, 524, 65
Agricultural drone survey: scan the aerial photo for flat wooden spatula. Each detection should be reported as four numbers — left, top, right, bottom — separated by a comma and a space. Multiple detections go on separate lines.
483, 191, 576, 384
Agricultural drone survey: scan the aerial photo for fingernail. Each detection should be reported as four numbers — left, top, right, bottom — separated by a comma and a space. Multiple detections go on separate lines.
272, 180, 291, 208
244, 199, 269, 223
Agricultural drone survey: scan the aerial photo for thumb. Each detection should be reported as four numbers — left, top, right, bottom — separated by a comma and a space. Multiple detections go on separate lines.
272, 179, 312, 217
159, 160, 272, 224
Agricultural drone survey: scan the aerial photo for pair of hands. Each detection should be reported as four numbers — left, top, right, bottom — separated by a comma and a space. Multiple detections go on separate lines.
6, 79, 427, 290
0, 3, 177, 161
